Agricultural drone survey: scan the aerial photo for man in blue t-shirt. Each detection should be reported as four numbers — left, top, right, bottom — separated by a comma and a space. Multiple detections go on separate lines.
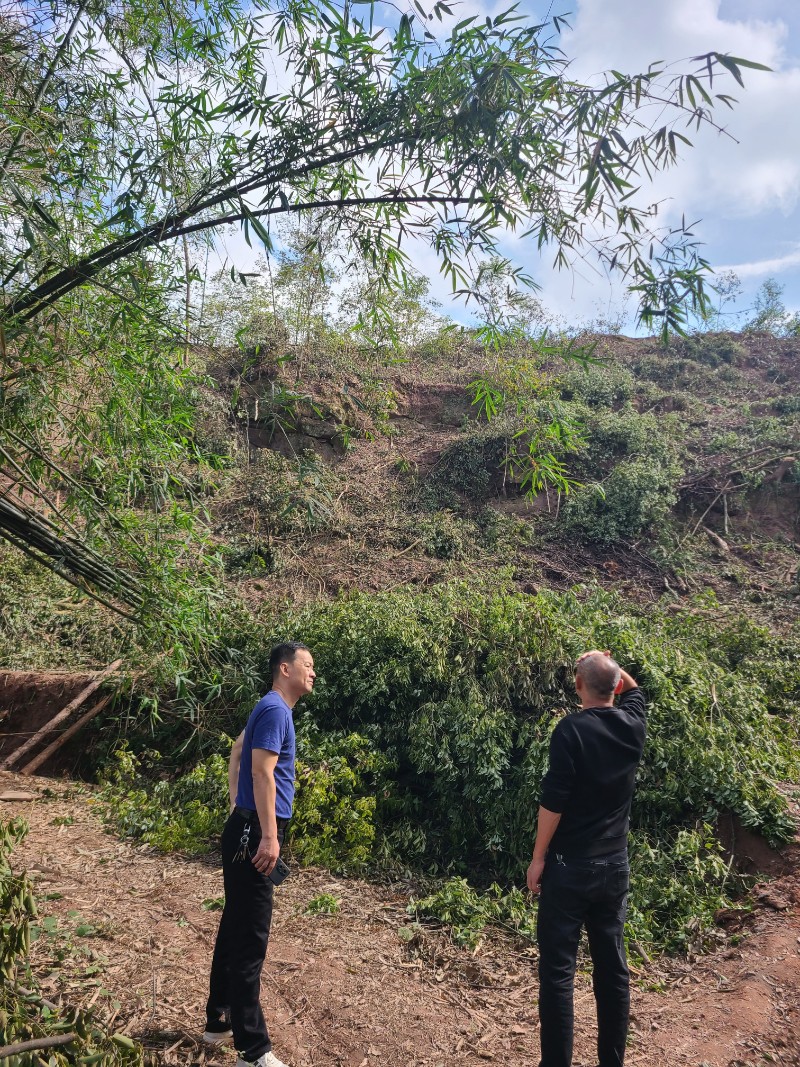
204, 641, 315, 1067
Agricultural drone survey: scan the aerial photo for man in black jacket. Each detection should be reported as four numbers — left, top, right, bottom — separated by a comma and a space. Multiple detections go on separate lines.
527, 650, 646, 1067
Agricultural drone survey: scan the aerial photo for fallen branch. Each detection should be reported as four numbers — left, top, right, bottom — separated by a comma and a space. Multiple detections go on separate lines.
0, 1033, 77, 1058
0, 660, 122, 770
20, 694, 113, 776
702, 526, 729, 553
683, 483, 733, 542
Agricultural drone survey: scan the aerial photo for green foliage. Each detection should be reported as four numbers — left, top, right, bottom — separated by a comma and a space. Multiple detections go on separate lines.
627, 826, 743, 954
304, 893, 342, 916
0, 818, 143, 1065
0, 545, 132, 670
410, 826, 743, 954
559, 362, 635, 408
467, 348, 589, 499
99, 746, 229, 854
468, 258, 551, 348
0, 818, 32, 982
290, 582, 798, 847
339, 267, 442, 356
579, 407, 678, 467
99, 580, 799, 953
553, 401, 683, 546
563, 455, 682, 546
773, 394, 800, 415
678, 333, 747, 366
415, 511, 469, 559
409, 878, 536, 948
2, 3, 759, 346
100, 732, 387, 873
419, 435, 504, 509
219, 450, 339, 542
292, 731, 390, 873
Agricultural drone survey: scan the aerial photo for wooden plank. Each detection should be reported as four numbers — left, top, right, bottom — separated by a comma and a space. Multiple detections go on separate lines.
0, 659, 122, 771
20, 694, 113, 776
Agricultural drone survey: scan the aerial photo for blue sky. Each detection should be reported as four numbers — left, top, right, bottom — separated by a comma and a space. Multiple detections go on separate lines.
216, 0, 800, 334
495, 0, 800, 330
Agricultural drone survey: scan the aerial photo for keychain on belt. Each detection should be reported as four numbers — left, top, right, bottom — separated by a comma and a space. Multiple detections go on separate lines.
234, 822, 251, 862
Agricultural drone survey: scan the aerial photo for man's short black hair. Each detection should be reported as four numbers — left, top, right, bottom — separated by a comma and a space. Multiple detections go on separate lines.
269, 641, 310, 679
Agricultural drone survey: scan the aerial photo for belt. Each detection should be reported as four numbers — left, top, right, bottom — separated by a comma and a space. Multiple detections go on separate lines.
555, 837, 628, 860
233, 806, 290, 828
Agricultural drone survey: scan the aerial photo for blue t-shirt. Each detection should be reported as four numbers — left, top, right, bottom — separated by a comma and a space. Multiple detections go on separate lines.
236, 691, 296, 819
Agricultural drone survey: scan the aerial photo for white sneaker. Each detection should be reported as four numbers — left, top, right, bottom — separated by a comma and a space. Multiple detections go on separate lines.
235, 1053, 289, 1067
202, 1024, 233, 1046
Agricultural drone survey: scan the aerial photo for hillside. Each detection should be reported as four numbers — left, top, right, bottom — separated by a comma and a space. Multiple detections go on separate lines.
199, 330, 800, 622
3, 330, 798, 669
1, 329, 799, 1067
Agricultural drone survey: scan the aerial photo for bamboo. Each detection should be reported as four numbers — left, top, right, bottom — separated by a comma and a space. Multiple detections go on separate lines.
0, 660, 122, 770
20, 694, 113, 776
0, 490, 143, 614
0, 1033, 78, 1058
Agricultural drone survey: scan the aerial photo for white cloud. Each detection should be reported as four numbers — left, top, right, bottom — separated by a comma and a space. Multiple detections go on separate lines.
203, 1, 800, 331
497, 0, 800, 324
561, 0, 800, 224
719, 245, 800, 278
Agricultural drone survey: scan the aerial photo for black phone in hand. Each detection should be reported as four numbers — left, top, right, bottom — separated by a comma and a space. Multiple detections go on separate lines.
268, 855, 291, 886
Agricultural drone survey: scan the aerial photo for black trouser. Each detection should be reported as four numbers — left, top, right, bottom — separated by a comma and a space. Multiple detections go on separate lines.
537, 849, 630, 1067
206, 810, 287, 1062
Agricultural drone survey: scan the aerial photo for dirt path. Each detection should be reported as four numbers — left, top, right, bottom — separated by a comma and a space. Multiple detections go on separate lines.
2, 771, 799, 1067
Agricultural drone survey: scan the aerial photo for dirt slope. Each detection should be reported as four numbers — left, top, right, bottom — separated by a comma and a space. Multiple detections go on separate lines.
3, 772, 799, 1067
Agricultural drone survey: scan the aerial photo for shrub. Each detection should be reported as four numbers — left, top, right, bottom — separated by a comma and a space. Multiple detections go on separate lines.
0, 545, 132, 671
288, 583, 798, 867
415, 511, 469, 559
409, 877, 536, 948
627, 827, 743, 954
419, 433, 505, 508
409, 826, 742, 955
581, 407, 677, 465
101, 733, 387, 872
679, 334, 747, 367
292, 730, 390, 872
99, 746, 229, 853
101, 582, 800, 953
773, 395, 800, 415
562, 456, 682, 545
559, 362, 634, 408
219, 449, 338, 539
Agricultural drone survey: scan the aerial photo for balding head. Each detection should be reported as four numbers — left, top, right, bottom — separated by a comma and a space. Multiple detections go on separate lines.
575, 652, 621, 702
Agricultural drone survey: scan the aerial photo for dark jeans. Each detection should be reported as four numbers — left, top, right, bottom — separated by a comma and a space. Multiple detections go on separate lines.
206, 811, 287, 1061
537, 849, 630, 1067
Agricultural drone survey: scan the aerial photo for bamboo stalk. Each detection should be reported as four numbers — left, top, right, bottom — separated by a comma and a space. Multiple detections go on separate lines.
0, 492, 143, 610
20, 694, 113, 776
0, 1034, 78, 1058
0, 660, 122, 770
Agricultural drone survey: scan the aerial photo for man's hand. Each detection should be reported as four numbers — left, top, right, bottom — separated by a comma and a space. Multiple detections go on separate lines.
251, 834, 280, 875
576, 649, 609, 665
527, 856, 546, 895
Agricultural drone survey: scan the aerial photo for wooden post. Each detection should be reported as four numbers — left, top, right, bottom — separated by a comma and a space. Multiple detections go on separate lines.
19, 694, 113, 776
0, 659, 122, 771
